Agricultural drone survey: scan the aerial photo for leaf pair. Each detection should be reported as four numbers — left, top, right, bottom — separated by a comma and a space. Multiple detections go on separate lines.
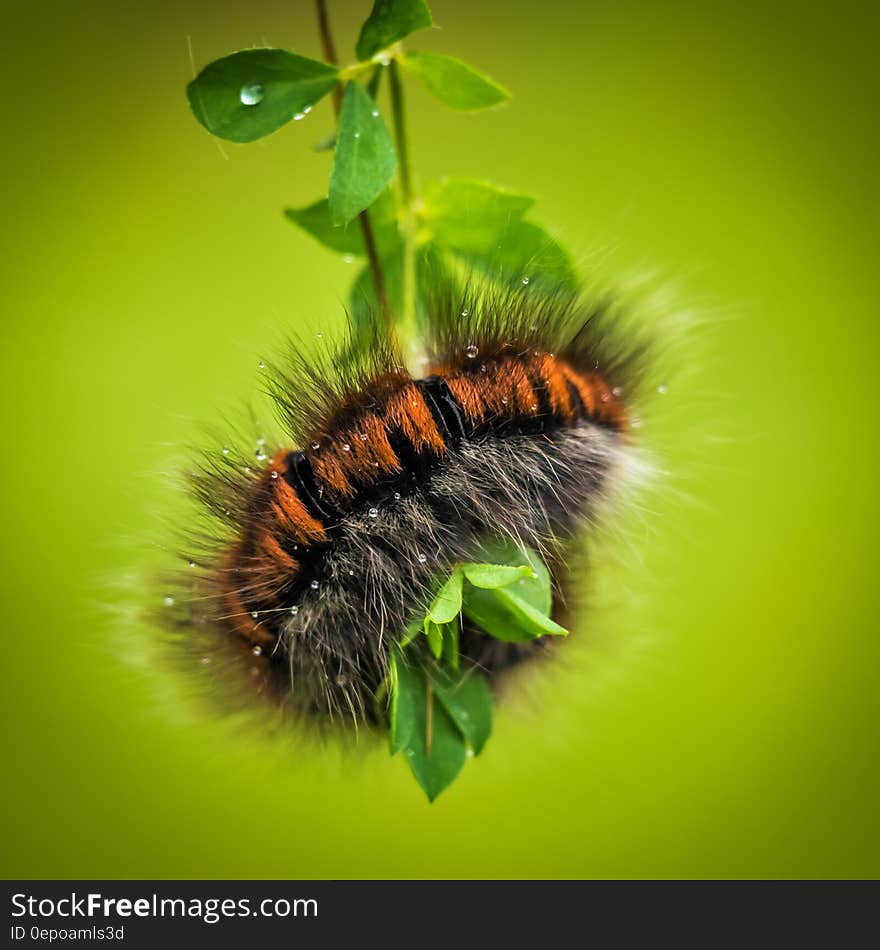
389, 651, 492, 801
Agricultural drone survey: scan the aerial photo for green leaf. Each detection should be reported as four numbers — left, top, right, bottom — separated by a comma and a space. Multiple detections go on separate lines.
432, 664, 493, 755
441, 617, 460, 670
461, 541, 565, 642
390, 652, 466, 801
425, 619, 444, 658
329, 83, 397, 226
389, 649, 416, 753
284, 189, 399, 256
356, 0, 433, 61
187, 49, 339, 143
471, 540, 553, 615
401, 51, 509, 110
493, 587, 569, 637
457, 219, 578, 290
461, 563, 534, 589
421, 179, 534, 255
426, 569, 463, 624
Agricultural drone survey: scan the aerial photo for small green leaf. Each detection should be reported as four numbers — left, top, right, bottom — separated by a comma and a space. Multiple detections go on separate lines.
422, 179, 534, 255
432, 664, 493, 756
284, 189, 399, 257
461, 563, 534, 589
493, 586, 569, 637
426, 569, 463, 624
401, 51, 509, 110
356, 0, 433, 61
390, 653, 466, 801
441, 617, 460, 670
472, 540, 553, 615
458, 219, 578, 290
389, 649, 416, 753
461, 541, 565, 642
187, 49, 338, 143
425, 619, 444, 658
329, 83, 397, 226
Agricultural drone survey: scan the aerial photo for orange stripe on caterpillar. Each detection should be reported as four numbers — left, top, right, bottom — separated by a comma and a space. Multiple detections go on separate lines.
384, 383, 446, 455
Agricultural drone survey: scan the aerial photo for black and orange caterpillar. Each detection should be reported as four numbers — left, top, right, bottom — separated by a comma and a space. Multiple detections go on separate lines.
174, 279, 647, 723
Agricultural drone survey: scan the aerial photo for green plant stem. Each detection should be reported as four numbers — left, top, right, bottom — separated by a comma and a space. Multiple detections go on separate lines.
388, 58, 418, 362
315, 0, 390, 324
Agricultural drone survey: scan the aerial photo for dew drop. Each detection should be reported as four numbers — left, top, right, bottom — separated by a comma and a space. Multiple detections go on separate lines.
258, 360, 266, 369
293, 112, 306, 121
256, 450, 267, 461
371, 109, 379, 117
316, 331, 324, 340
521, 276, 530, 285
200, 656, 211, 666
461, 308, 469, 317
188, 561, 196, 569
393, 492, 401, 501
465, 343, 479, 359
256, 437, 266, 446
290, 605, 299, 616
252, 644, 262, 656
530, 402, 538, 411
270, 471, 279, 479
342, 254, 355, 264
310, 579, 320, 590
251, 611, 259, 619
348, 569, 355, 576
612, 386, 623, 397
368, 507, 379, 519
359, 433, 368, 441
657, 383, 668, 395
163, 595, 175, 607
239, 83, 264, 106
222, 446, 230, 456
354, 131, 361, 139
342, 443, 351, 452
417, 553, 427, 564
310, 441, 321, 451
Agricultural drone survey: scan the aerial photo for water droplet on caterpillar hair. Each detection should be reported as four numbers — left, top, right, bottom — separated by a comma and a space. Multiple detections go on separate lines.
289, 605, 299, 616
200, 656, 211, 666
188, 561, 196, 569
342, 443, 351, 452
417, 553, 427, 564
256, 437, 266, 446
310, 579, 320, 590
293, 112, 306, 121
465, 344, 479, 359
163, 595, 175, 607
359, 432, 368, 441
270, 471, 279, 479
612, 386, 623, 397
316, 331, 324, 340
258, 360, 266, 369
239, 83, 263, 106
521, 276, 530, 285
256, 450, 267, 461
222, 446, 230, 456
657, 383, 668, 395
342, 254, 354, 264
251, 611, 259, 619
461, 308, 469, 317
252, 644, 262, 656
393, 492, 401, 501
368, 507, 379, 519
310, 441, 321, 451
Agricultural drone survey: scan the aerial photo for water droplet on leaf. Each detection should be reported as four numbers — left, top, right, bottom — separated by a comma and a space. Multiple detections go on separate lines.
240, 83, 264, 106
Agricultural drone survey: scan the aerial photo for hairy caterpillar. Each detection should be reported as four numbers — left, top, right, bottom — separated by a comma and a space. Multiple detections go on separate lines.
168, 274, 649, 726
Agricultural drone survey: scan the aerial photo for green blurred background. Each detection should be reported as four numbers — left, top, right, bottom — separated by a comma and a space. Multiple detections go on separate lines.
3, 0, 879, 878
